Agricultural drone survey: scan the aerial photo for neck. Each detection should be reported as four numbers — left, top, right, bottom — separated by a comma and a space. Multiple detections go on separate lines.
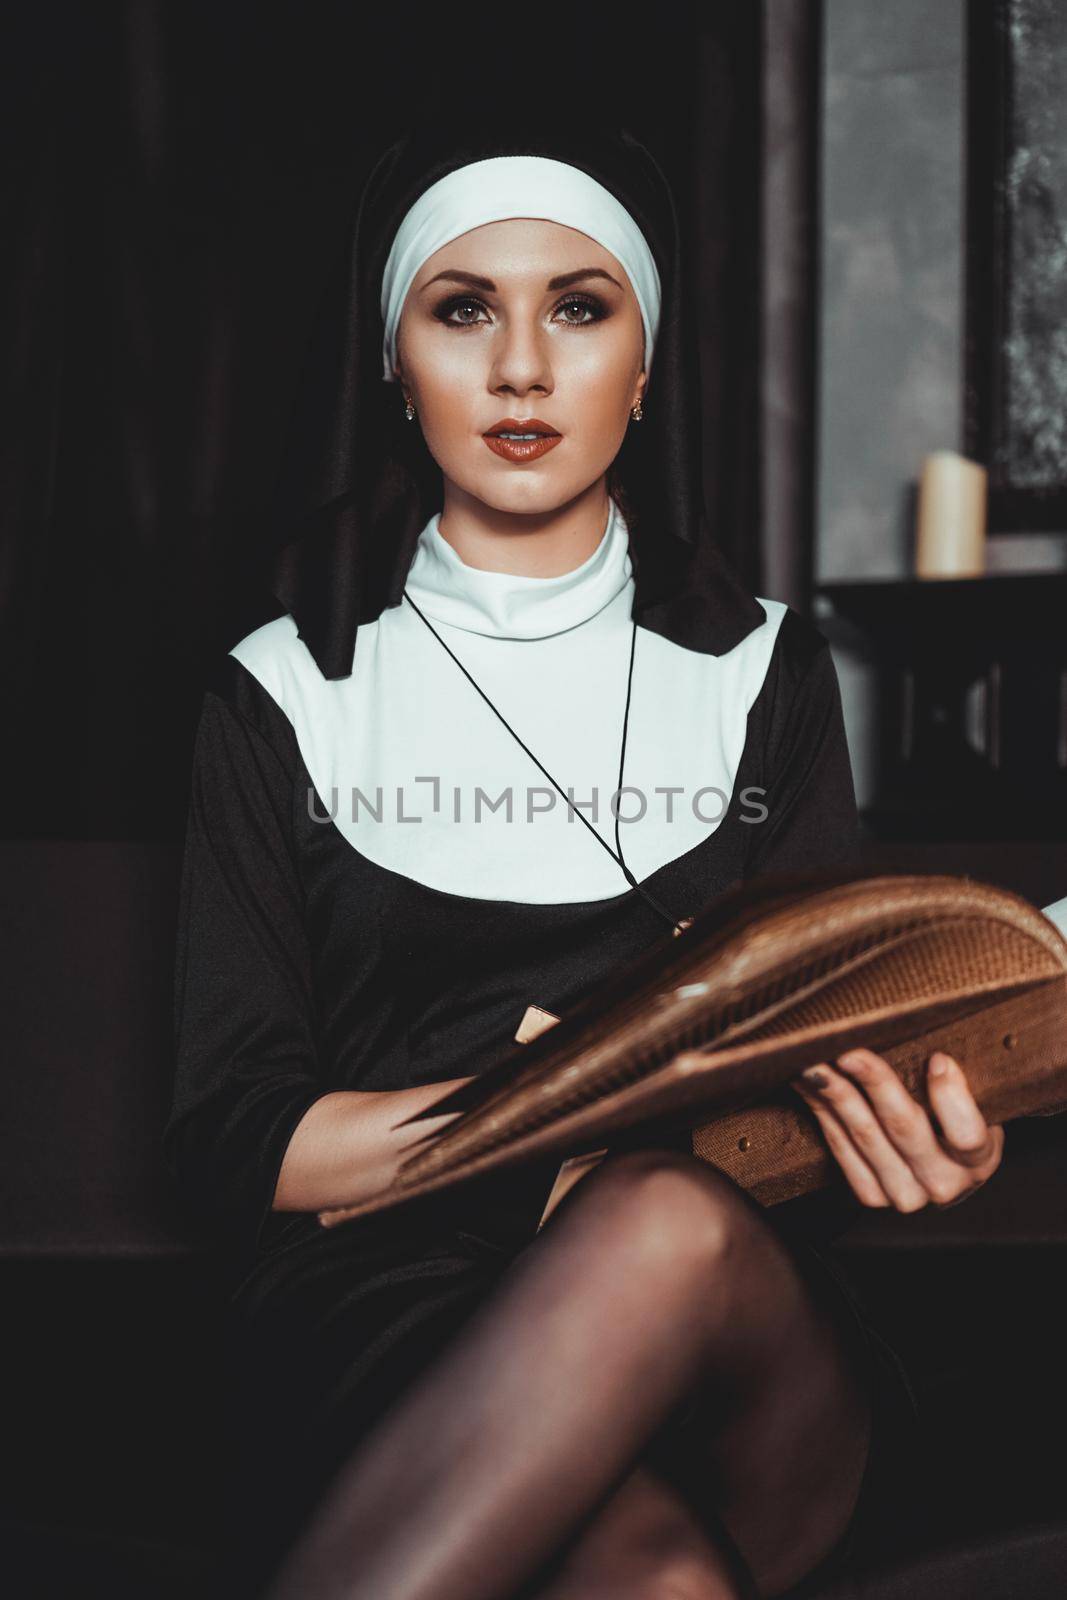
435, 480, 613, 579
403, 491, 633, 641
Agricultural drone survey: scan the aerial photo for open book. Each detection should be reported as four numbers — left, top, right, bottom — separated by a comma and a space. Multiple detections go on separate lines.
318, 867, 1067, 1229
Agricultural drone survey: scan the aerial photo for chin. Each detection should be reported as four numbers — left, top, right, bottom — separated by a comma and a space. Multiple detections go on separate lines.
464, 472, 574, 519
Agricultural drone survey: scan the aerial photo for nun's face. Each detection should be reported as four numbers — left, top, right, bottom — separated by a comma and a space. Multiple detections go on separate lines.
394, 218, 646, 518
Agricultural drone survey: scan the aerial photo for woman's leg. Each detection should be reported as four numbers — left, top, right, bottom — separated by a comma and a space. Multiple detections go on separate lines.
262, 1148, 872, 1600
518, 1461, 763, 1600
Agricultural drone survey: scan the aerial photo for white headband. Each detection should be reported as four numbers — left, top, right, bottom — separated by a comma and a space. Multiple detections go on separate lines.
380, 155, 662, 383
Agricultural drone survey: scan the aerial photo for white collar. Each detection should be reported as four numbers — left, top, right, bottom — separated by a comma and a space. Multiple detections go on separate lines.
402, 497, 633, 640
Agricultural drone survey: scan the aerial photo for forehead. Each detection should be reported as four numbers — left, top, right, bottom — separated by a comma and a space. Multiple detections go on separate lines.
409, 217, 626, 285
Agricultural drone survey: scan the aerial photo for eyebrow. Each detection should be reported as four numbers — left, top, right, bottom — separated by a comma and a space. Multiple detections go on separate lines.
420, 266, 624, 294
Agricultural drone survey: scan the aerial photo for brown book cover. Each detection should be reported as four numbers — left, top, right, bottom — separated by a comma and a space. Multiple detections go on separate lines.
318, 867, 1067, 1229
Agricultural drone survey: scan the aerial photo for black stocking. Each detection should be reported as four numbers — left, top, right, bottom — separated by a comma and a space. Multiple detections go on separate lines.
262, 1148, 873, 1600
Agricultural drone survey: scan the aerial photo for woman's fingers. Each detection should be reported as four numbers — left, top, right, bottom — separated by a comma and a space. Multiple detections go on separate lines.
791, 1060, 929, 1211
836, 1048, 1004, 1203
833, 1048, 963, 1205
791, 1049, 1005, 1213
922, 1051, 1005, 1170
789, 1067, 893, 1208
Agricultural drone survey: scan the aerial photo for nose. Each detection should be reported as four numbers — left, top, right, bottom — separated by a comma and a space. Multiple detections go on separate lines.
487, 311, 554, 399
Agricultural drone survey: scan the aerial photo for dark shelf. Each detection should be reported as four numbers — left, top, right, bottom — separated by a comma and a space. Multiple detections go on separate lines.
819, 574, 1067, 840
819, 571, 1067, 649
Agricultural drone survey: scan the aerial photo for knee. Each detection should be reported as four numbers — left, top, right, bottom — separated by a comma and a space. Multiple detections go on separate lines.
573, 1147, 760, 1281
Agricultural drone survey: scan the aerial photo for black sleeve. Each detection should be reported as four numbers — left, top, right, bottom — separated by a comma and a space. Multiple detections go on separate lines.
743, 609, 861, 880
743, 611, 866, 1247
162, 676, 332, 1265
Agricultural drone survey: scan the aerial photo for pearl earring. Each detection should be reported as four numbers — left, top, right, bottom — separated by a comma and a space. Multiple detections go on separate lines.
404, 397, 416, 421
630, 399, 643, 422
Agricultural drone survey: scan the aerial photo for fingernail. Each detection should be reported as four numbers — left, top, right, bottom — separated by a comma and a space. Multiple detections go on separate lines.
837, 1050, 869, 1070
801, 1067, 828, 1089
929, 1053, 951, 1077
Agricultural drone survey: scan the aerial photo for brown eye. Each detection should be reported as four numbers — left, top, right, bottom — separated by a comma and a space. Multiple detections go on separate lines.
557, 296, 602, 325
436, 295, 489, 326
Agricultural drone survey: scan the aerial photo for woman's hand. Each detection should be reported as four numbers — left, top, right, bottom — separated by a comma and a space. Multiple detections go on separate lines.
790, 1048, 1005, 1212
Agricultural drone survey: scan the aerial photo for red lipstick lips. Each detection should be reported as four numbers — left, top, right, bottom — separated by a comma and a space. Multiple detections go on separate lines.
483, 416, 562, 463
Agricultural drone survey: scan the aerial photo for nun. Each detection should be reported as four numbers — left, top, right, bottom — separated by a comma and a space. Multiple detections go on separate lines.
163, 114, 1005, 1599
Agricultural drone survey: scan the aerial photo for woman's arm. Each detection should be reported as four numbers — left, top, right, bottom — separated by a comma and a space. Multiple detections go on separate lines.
274, 1078, 474, 1214
163, 682, 330, 1259
164, 675, 473, 1257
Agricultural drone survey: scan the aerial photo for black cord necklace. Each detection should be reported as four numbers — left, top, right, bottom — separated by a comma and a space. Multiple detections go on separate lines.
402, 588, 692, 937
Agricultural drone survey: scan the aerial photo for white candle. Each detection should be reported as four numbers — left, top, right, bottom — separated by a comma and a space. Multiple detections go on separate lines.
914, 450, 987, 578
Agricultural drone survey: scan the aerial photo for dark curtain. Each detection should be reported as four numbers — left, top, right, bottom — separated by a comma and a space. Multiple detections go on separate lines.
2, 0, 764, 840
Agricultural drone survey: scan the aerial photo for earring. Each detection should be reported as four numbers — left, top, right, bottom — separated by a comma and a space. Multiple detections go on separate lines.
404, 396, 416, 421
630, 398, 643, 422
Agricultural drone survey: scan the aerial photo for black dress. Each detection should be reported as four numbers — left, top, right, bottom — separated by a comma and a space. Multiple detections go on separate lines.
163, 569, 926, 1594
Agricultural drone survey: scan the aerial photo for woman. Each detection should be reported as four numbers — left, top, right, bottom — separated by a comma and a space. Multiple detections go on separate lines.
163, 117, 1005, 1600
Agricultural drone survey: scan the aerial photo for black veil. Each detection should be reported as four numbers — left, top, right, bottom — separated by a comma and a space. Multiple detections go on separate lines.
268, 112, 766, 680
